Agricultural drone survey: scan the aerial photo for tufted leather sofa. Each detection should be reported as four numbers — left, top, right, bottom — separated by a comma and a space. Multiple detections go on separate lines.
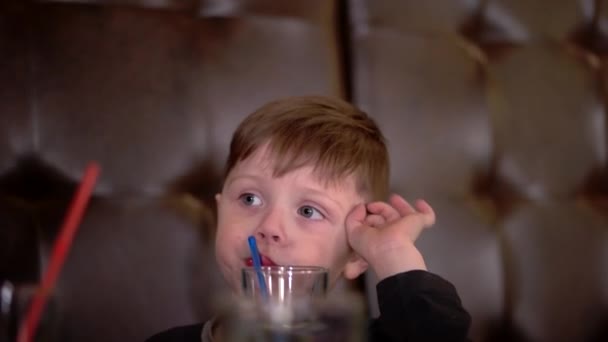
1, 1, 607, 341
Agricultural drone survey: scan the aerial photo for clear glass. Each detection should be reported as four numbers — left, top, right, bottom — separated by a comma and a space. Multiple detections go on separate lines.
241, 266, 328, 302
0, 281, 60, 342
220, 266, 365, 341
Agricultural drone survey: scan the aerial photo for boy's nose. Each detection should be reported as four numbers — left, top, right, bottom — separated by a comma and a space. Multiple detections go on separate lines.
256, 231, 281, 243
254, 209, 286, 244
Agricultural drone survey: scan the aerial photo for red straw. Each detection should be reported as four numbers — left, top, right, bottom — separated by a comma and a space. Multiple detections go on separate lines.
17, 162, 100, 342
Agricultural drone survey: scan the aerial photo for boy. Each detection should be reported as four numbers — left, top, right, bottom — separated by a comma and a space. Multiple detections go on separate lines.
147, 96, 471, 341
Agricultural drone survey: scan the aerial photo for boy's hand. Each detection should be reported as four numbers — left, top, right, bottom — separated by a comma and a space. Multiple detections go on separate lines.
346, 194, 435, 281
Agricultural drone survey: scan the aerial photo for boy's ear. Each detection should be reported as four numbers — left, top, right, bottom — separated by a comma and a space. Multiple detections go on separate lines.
215, 193, 221, 203
343, 253, 368, 280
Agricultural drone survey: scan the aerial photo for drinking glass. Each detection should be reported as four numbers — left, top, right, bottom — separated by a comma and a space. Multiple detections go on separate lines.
0, 281, 60, 342
221, 266, 365, 341
241, 266, 328, 303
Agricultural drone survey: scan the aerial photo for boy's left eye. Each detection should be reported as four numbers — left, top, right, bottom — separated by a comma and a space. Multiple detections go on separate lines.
298, 205, 324, 220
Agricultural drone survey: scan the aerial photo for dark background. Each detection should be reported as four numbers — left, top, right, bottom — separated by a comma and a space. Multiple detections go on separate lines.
1, 1, 608, 341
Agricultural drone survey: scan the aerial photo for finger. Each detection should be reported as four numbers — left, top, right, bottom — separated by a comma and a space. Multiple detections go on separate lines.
366, 201, 401, 222
365, 214, 386, 228
414, 199, 436, 226
398, 212, 436, 242
389, 194, 417, 217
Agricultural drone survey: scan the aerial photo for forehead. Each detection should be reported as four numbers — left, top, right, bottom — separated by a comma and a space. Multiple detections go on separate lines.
227, 144, 360, 195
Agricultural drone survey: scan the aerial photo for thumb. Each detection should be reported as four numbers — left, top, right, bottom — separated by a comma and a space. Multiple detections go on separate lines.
346, 203, 367, 233
345, 203, 372, 253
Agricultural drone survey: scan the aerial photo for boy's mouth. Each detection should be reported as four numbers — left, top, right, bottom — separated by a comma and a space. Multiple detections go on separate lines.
245, 254, 277, 267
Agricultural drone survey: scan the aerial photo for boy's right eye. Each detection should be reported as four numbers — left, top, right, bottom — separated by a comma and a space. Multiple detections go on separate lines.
239, 193, 262, 206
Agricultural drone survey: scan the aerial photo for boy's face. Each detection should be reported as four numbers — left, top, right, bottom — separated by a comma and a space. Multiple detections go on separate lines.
215, 144, 367, 292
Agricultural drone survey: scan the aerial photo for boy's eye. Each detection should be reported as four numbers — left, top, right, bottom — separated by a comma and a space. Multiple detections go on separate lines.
298, 205, 324, 220
239, 193, 262, 206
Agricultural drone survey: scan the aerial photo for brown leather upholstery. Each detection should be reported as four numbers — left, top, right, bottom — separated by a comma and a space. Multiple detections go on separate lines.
1, 0, 607, 341
350, 1, 608, 341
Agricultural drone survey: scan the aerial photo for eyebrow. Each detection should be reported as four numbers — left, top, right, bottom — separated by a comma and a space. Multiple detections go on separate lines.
298, 186, 346, 213
224, 174, 263, 188
227, 174, 347, 209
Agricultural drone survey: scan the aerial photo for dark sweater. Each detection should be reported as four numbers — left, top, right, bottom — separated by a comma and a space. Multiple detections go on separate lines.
146, 270, 471, 342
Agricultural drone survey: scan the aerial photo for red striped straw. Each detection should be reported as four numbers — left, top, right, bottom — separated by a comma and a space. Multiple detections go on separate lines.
16, 162, 100, 342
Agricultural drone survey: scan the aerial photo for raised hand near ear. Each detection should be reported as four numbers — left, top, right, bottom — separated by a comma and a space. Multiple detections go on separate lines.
346, 194, 436, 281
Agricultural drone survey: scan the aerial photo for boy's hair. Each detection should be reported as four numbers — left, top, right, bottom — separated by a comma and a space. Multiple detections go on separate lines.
224, 96, 389, 201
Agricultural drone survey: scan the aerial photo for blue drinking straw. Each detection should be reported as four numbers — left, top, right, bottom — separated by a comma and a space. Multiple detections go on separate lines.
247, 236, 268, 298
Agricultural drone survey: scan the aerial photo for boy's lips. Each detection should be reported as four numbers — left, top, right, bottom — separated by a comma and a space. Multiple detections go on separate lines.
245, 254, 277, 267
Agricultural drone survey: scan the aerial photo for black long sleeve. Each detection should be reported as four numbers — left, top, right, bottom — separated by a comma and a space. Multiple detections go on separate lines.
369, 270, 472, 342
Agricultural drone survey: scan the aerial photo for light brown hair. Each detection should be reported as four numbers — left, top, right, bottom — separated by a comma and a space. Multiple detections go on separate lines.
224, 96, 389, 201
